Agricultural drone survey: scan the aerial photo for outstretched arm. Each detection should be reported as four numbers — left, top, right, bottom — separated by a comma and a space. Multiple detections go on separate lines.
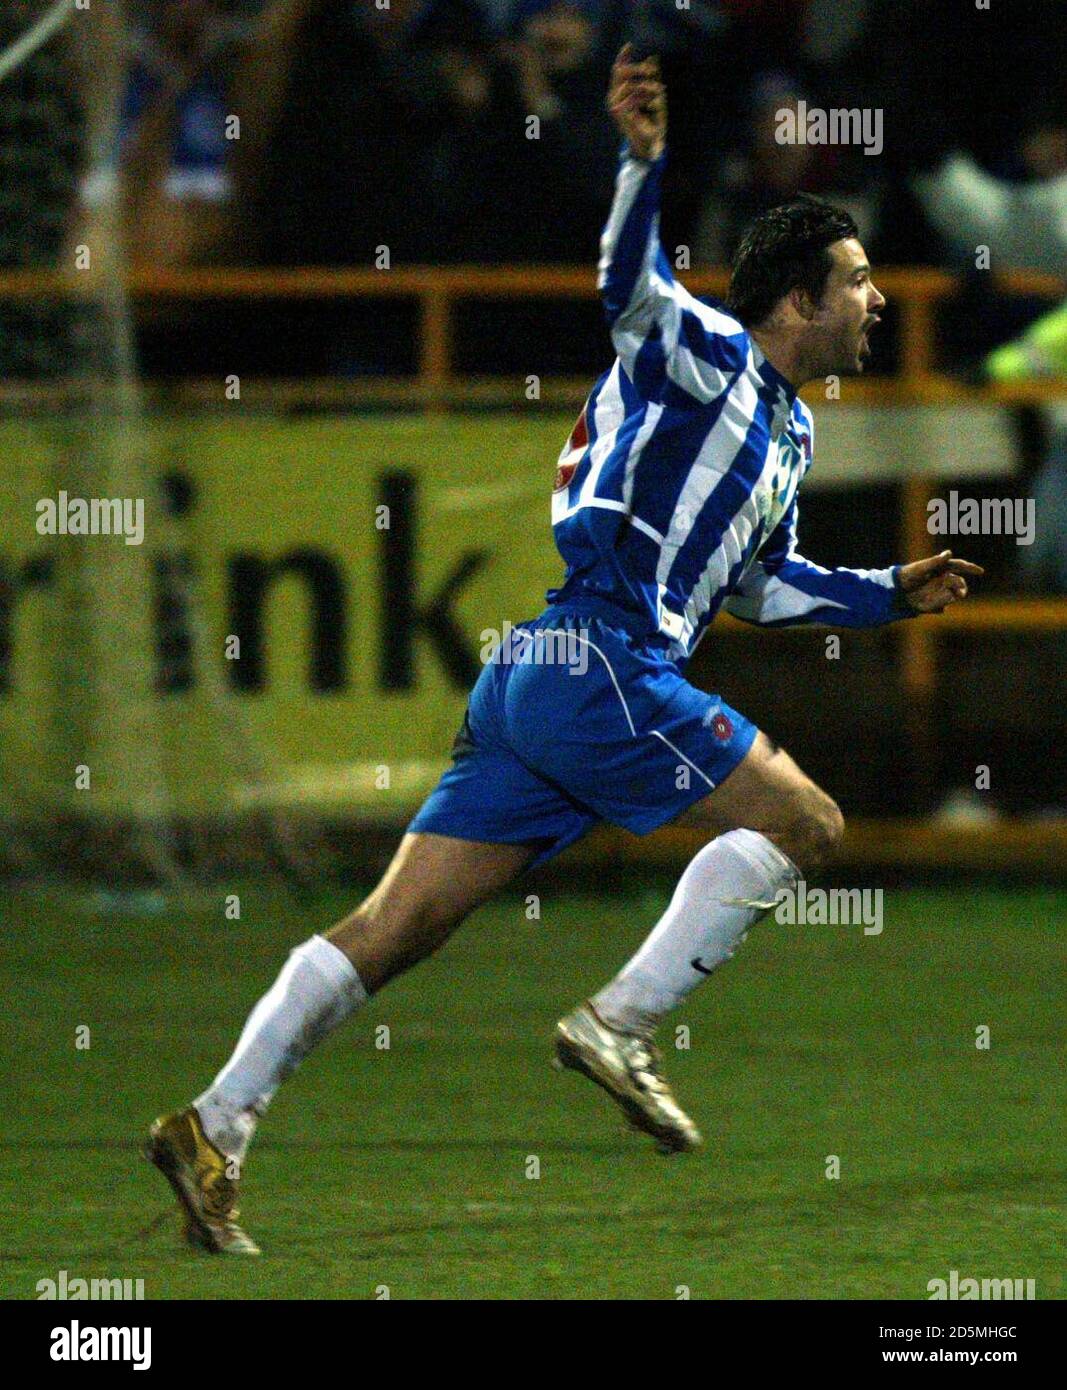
725, 496, 983, 628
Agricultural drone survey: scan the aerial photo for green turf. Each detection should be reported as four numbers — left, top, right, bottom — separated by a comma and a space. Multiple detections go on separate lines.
2, 882, 1064, 1300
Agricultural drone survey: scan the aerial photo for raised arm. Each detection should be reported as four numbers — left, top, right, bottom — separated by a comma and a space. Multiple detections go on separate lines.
599, 46, 746, 395
598, 47, 671, 327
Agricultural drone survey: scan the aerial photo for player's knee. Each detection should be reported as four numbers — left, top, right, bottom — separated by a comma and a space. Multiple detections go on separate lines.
330, 893, 462, 987
799, 790, 845, 872
777, 786, 843, 874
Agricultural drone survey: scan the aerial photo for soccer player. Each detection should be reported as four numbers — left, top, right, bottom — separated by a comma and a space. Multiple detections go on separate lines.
146, 47, 983, 1254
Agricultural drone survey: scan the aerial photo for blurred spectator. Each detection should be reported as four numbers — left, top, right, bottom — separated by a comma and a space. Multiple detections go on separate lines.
260, 0, 500, 267
470, 1, 528, 36
1017, 415, 1067, 594
798, 0, 871, 72
913, 105, 1067, 597
913, 114, 1067, 277
985, 301, 1067, 596
907, 106, 1067, 378
43, 0, 1064, 381
500, 1, 605, 124
459, 0, 625, 262
73, 0, 265, 269
917, 132, 1065, 602
692, 73, 881, 266
63, 1, 329, 375
987, 302, 1067, 385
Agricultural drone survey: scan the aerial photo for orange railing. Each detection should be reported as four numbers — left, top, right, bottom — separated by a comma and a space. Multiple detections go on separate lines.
3, 262, 1066, 841
0, 263, 1064, 401
3, 260, 1064, 602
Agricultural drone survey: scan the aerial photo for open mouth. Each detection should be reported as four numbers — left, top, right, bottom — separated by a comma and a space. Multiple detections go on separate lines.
859, 318, 879, 356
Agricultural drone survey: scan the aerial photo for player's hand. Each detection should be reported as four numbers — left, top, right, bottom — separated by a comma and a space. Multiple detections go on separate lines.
607, 44, 666, 161
897, 551, 984, 613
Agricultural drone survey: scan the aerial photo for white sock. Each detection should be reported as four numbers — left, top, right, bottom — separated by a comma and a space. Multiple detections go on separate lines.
592, 829, 798, 1037
194, 935, 367, 1160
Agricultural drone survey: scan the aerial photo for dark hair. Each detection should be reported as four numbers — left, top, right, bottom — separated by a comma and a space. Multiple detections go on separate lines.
726, 195, 859, 328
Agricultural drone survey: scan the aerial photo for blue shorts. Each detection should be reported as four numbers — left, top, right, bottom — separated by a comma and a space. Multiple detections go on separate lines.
409, 600, 758, 868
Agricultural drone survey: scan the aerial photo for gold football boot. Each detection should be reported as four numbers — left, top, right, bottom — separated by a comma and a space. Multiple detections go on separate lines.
143, 1106, 261, 1255
554, 1002, 702, 1154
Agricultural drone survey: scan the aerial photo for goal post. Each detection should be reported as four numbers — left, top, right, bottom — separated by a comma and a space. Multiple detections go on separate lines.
0, 0, 327, 896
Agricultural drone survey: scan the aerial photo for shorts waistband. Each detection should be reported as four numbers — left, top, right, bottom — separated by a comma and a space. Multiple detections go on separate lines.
540, 597, 660, 644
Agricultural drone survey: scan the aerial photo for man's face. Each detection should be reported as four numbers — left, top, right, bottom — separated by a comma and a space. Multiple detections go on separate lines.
808, 238, 885, 376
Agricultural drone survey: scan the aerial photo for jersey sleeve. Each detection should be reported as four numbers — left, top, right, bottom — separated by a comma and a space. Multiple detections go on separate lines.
597, 145, 747, 401
723, 490, 914, 629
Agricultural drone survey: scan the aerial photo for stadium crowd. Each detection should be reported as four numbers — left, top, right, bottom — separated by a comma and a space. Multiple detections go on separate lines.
2, 0, 1064, 570
103, 0, 1065, 275
65, 1, 1058, 382
88, 0, 1062, 585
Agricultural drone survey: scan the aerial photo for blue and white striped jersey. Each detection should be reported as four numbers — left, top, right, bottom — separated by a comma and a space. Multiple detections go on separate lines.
547, 147, 906, 668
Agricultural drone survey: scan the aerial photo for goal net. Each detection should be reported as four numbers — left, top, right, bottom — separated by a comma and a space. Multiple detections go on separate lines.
0, 0, 324, 898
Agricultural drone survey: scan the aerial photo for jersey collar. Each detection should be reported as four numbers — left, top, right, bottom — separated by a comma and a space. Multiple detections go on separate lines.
750, 338, 799, 405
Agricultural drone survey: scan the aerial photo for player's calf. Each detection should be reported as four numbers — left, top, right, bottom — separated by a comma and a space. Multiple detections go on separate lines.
676, 731, 844, 877
327, 889, 459, 991
147, 832, 533, 1252
326, 832, 534, 991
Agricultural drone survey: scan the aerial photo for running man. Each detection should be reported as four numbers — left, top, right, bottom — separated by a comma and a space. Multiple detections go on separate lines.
146, 47, 982, 1254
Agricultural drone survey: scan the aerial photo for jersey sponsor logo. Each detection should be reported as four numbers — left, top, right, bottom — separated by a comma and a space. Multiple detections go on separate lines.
763, 429, 806, 532
775, 431, 805, 486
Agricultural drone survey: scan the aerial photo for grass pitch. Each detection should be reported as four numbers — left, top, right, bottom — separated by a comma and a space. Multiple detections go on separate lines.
2, 880, 1064, 1300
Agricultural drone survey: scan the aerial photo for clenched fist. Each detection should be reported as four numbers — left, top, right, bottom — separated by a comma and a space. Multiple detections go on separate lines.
607, 43, 666, 162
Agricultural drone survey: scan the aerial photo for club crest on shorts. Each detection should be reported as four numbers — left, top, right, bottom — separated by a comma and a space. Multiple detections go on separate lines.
703, 708, 733, 741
